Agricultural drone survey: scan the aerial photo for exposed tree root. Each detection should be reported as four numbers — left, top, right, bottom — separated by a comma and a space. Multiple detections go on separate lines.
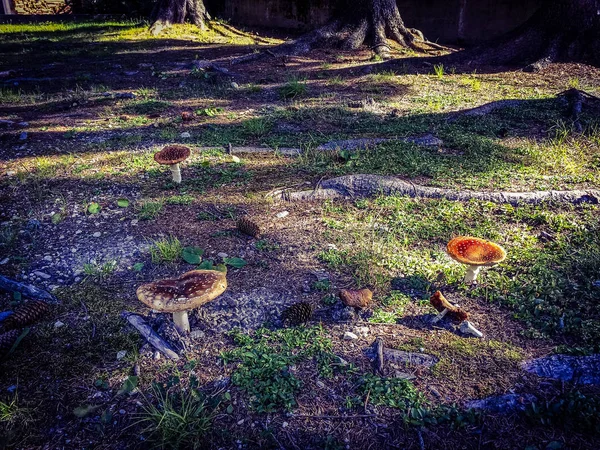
150, 0, 209, 36
230, 0, 451, 65
271, 174, 600, 205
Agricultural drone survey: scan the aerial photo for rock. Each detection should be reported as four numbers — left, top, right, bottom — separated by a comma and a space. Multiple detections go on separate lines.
231, 82, 240, 89
6, 171, 15, 176
355, 326, 369, 336
119, 409, 126, 415
54, 320, 65, 328
116, 350, 127, 360
402, 134, 443, 148
317, 138, 388, 151
217, 252, 228, 259
92, 232, 101, 238
0, 258, 9, 265
366, 347, 439, 368
153, 351, 161, 360
180, 132, 191, 139
521, 354, 600, 385
343, 331, 358, 341
19, 132, 27, 141
275, 211, 289, 218
190, 329, 205, 340
465, 393, 537, 413
311, 270, 329, 281
332, 306, 357, 322
26, 219, 41, 231
34, 271, 51, 280
114, 92, 136, 99
393, 372, 416, 380
315, 380, 325, 389
43, 255, 52, 262
339, 289, 373, 309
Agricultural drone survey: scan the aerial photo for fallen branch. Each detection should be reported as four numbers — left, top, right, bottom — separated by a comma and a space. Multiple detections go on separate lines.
276, 174, 600, 205
0, 275, 58, 303
121, 312, 180, 360
372, 337, 385, 376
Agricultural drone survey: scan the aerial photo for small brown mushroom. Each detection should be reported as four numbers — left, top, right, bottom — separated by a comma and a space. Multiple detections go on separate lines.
154, 145, 191, 184
339, 288, 373, 309
447, 236, 506, 283
136, 270, 227, 333
430, 291, 468, 323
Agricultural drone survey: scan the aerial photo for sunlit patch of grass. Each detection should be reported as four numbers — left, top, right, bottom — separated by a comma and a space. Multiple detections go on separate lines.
149, 236, 183, 263
318, 195, 600, 350
136, 199, 164, 220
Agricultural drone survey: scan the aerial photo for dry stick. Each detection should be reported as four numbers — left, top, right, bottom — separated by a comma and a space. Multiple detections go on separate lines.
0, 275, 58, 303
121, 312, 180, 360
373, 337, 385, 377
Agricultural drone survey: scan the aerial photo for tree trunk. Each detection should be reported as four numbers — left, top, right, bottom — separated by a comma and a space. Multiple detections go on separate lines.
252, 0, 435, 59
150, 0, 210, 35
457, 0, 600, 69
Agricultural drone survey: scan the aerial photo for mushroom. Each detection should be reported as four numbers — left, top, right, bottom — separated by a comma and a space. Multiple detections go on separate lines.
459, 320, 484, 338
154, 145, 191, 184
447, 236, 506, 283
136, 270, 227, 333
430, 291, 468, 323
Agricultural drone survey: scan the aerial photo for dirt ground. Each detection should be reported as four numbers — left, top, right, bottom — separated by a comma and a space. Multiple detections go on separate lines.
1, 22, 599, 450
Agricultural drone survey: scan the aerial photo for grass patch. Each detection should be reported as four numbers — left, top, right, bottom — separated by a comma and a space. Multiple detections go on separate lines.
123, 99, 172, 115
149, 236, 183, 264
137, 199, 164, 220
221, 326, 340, 412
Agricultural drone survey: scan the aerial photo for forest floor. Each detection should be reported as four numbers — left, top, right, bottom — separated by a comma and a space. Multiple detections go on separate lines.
0, 21, 600, 450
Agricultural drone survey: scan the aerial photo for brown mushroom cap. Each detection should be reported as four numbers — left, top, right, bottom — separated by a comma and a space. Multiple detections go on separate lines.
447, 236, 506, 266
136, 270, 227, 312
154, 145, 191, 165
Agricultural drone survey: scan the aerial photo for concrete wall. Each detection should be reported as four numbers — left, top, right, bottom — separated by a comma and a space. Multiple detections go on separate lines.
209, 0, 543, 43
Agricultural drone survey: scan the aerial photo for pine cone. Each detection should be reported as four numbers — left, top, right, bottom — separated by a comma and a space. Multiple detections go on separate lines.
0, 330, 21, 357
3, 301, 49, 331
281, 302, 313, 325
237, 217, 261, 238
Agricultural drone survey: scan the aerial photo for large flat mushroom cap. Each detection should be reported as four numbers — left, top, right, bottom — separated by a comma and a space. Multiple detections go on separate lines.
447, 236, 506, 266
136, 270, 227, 313
154, 145, 191, 165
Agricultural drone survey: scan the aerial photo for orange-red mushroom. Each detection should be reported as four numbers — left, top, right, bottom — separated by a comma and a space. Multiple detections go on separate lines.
447, 236, 506, 283
154, 145, 191, 184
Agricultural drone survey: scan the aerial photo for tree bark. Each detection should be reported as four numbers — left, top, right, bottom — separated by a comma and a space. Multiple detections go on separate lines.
150, 0, 210, 35
232, 0, 437, 62
454, 0, 600, 69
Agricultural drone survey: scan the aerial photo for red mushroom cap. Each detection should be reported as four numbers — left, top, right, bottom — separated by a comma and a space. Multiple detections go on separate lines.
447, 236, 506, 266
154, 145, 191, 165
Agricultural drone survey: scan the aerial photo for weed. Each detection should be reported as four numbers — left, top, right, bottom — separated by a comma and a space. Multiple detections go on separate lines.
312, 280, 331, 291
166, 194, 195, 205
279, 77, 307, 100
433, 64, 445, 79
242, 118, 272, 137
255, 239, 280, 251
149, 236, 183, 263
137, 199, 164, 220
137, 386, 217, 449
221, 326, 338, 412
83, 260, 118, 278
525, 391, 600, 433
360, 374, 424, 409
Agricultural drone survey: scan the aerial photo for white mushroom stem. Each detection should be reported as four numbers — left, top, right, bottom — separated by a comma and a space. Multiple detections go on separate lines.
172, 311, 190, 333
459, 321, 483, 338
170, 163, 182, 184
431, 308, 448, 324
464, 265, 482, 283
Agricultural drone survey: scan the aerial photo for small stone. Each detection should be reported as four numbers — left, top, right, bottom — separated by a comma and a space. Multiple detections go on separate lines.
54, 320, 65, 328
116, 350, 127, 360
276, 211, 289, 218
34, 271, 51, 280
43, 255, 52, 262
180, 132, 191, 138
92, 232, 101, 238
6, 171, 15, 176
237, 419, 244, 425
190, 330, 205, 340
231, 82, 240, 89
19, 131, 27, 140
217, 252, 228, 258
153, 351, 161, 360
119, 409, 126, 415
130, 219, 138, 226
282, 421, 288, 428
343, 331, 358, 341
315, 380, 325, 389
0, 258, 9, 265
